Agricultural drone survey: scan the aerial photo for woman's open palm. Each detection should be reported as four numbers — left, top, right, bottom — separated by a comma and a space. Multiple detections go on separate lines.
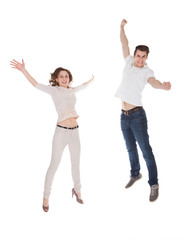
10, 59, 25, 71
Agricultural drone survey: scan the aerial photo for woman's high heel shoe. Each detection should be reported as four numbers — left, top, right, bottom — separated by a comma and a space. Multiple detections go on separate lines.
43, 205, 49, 212
42, 198, 49, 212
72, 188, 84, 204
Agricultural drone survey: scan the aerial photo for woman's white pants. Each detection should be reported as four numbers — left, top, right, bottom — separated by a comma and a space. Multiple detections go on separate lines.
43, 126, 81, 199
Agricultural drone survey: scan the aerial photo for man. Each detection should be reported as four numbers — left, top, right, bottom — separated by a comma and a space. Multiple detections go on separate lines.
115, 19, 171, 201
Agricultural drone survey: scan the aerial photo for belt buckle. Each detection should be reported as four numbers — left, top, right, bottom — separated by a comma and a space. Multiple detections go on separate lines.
124, 110, 129, 116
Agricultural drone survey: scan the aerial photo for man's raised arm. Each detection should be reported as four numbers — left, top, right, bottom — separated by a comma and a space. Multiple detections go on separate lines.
120, 19, 130, 59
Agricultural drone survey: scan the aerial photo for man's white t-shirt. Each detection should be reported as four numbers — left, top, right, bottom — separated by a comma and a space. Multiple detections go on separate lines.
115, 55, 155, 106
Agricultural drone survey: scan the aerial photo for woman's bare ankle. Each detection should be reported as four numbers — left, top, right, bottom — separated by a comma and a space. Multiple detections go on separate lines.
43, 198, 49, 206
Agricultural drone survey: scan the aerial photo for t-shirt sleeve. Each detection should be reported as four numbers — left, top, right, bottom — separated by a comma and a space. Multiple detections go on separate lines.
125, 55, 134, 66
146, 68, 155, 82
35, 83, 54, 95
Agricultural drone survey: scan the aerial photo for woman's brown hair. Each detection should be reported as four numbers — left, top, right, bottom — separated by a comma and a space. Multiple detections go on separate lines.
49, 67, 73, 86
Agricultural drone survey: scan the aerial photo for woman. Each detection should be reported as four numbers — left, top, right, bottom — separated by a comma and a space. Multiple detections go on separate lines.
10, 59, 94, 212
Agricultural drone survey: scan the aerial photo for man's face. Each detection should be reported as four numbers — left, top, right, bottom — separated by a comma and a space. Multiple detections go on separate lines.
134, 50, 148, 68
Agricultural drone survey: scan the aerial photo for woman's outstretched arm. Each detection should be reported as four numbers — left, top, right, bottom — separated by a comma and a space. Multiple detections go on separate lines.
74, 74, 94, 93
83, 74, 94, 85
10, 59, 38, 87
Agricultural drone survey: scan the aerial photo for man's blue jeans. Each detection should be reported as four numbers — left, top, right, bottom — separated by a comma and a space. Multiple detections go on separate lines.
120, 108, 158, 186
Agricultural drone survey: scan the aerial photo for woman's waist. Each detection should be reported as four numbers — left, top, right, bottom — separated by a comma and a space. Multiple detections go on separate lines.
57, 110, 79, 122
57, 117, 78, 128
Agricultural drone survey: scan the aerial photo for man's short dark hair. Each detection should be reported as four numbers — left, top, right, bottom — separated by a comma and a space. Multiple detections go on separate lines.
134, 45, 149, 56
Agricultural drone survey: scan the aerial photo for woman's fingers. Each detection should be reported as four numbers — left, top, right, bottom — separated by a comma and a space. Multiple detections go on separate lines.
12, 59, 19, 64
10, 59, 23, 71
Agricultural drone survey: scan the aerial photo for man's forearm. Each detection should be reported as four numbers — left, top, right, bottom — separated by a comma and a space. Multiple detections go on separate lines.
148, 77, 171, 90
120, 26, 130, 58
150, 79, 163, 89
120, 26, 128, 46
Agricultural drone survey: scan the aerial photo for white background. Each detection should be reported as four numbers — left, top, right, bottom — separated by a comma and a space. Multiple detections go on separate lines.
0, 0, 190, 239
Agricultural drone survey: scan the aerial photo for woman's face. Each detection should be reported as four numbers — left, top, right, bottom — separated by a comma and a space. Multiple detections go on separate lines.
56, 70, 70, 87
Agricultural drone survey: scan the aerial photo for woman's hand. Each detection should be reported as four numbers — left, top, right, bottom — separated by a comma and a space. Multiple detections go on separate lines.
10, 59, 38, 87
89, 74, 94, 82
10, 59, 25, 72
